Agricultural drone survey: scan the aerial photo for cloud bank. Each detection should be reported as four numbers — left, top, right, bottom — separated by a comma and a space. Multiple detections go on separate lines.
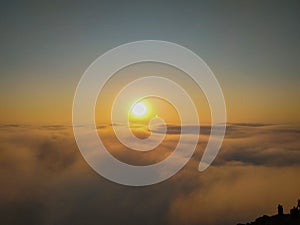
0, 123, 300, 225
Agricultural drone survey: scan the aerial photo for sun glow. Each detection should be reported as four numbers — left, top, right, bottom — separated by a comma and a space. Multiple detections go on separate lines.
131, 102, 147, 117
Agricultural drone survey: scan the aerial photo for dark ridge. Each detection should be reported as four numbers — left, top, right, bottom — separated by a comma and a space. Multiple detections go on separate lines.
230, 123, 273, 127
237, 200, 300, 225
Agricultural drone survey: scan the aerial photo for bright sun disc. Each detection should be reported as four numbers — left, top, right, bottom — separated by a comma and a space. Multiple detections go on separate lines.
131, 102, 147, 117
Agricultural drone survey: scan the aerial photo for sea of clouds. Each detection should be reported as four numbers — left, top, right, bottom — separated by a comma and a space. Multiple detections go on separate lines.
0, 123, 300, 225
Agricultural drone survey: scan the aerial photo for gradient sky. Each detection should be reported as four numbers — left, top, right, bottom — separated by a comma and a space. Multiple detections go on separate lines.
1, 0, 299, 124
1, 2, 300, 225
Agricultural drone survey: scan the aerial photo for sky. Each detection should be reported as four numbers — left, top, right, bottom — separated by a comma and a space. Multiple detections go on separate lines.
1, 1, 300, 225
0, 0, 299, 123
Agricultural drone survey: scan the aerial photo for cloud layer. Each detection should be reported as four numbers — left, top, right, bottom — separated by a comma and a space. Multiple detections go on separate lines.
0, 123, 300, 225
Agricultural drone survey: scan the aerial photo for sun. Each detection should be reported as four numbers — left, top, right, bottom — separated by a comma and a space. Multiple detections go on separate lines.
131, 102, 147, 117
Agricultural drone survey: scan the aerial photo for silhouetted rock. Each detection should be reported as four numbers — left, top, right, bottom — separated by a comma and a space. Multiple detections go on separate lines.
290, 206, 300, 218
277, 204, 283, 216
237, 200, 300, 225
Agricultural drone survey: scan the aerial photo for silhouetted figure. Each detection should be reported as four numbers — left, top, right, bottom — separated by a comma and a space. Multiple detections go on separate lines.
290, 206, 299, 218
297, 199, 300, 209
278, 204, 283, 216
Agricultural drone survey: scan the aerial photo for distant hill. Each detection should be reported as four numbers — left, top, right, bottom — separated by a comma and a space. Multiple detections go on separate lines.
237, 214, 300, 225
237, 201, 300, 225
